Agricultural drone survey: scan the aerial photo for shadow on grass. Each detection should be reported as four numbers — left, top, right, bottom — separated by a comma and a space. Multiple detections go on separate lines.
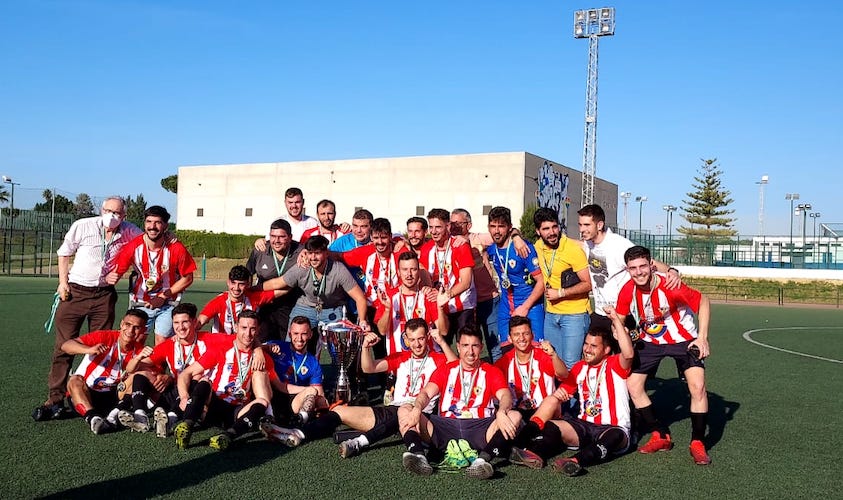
646, 376, 740, 448
37, 439, 289, 500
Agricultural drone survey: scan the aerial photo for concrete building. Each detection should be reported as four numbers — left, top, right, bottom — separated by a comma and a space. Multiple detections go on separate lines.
176, 152, 619, 237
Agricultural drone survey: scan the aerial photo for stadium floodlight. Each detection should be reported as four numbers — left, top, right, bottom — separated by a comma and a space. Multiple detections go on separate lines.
574, 7, 615, 208
796, 203, 812, 245
635, 195, 647, 231
785, 193, 799, 247
756, 175, 768, 238
809, 212, 821, 244
662, 204, 677, 238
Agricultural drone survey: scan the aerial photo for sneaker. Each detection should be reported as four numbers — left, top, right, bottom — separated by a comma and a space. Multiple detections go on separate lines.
89, 415, 106, 435
260, 422, 303, 447
509, 447, 544, 469
402, 451, 433, 476
638, 431, 672, 454
32, 401, 65, 422
118, 410, 150, 433
209, 432, 233, 451
153, 408, 169, 438
339, 438, 362, 458
551, 457, 583, 476
465, 457, 494, 479
689, 440, 711, 465
174, 421, 193, 450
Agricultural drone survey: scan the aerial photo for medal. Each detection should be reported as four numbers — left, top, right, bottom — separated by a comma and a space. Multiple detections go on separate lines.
117, 382, 126, 393
315, 299, 323, 315
383, 388, 394, 406
460, 409, 473, 419
146, 277, 157, 289
585, 402, 600, 417
233, 387, 246, 400
501, 277, 511, 289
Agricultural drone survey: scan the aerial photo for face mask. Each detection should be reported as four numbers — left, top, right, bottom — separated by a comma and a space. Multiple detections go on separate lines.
102, 212, 121, 229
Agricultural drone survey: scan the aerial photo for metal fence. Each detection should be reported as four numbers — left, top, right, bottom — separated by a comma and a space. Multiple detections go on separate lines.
0, 209, 73, 276
620, 229, 843, 270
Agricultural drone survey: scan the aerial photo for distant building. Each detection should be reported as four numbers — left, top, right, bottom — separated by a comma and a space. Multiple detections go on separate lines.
176, 152, 619, 237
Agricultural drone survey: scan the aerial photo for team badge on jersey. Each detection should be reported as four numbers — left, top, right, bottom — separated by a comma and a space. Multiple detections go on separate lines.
508, 259, 516, 269
299, 365, 308, 375
642, 321, 667, 337
531, 257, 539, 266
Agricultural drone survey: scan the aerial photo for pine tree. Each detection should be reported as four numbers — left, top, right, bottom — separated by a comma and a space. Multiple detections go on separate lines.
678, 158, 736, 238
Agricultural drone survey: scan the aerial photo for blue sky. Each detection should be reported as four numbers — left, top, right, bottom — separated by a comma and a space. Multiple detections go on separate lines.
1, 0, 840, 237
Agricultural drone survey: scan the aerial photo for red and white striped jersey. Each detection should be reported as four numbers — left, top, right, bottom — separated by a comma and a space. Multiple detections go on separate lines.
615, 274, 703, 345
419, 238, 476, 313
196, 340, 276, 405
429, 360, 507, 419
385, 351, 448, 412
200, 290, 277, 333
73, 330, 144, 393
561, 354, 631, 429
382, 288, 440, 355
114, 236, 197, 304
147, 332, 230, 377
300, 225, 348, 244
494, 348, 557, 409
341, 245, 402, 306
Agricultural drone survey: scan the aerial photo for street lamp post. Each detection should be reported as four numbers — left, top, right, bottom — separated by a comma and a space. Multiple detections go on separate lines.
2, 175, 20, 275
796, 203, 812, 245
785, 193, 799, 248
635, 196, 647, 232
662, 204, 677, 240
809, 212, 821, 245
620, 191, 631, 230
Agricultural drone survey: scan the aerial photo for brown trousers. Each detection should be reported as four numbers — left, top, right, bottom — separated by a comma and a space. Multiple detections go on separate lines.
46, 283, 117, 404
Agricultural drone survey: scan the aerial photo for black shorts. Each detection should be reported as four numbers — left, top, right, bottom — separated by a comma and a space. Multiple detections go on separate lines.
89, 389, 118, 414
561, 415, 630, 453
371, 405, 400, 429
271, 390, 295, 420
159, 380, 198, 416
429, 414, 494, 452
632, 340, 705, 376
204, 396, 242, 429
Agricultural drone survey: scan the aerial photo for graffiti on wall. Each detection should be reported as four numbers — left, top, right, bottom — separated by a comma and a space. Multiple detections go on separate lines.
537, 161, 570, 231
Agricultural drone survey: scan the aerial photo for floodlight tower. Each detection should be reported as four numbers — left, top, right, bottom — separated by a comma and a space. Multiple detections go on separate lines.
574, 7, 615, 207
619, 191, 631, 229
756, 175, 768, 238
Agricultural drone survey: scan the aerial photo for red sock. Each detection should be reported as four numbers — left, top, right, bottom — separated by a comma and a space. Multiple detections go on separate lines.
75, 403, 87, 416
529, 416, 546, 430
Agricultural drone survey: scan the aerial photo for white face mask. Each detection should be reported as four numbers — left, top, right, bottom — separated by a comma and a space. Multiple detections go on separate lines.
102, 212, 121, 229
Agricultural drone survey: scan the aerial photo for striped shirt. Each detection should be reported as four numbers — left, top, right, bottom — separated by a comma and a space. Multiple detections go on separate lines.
58, 217, 141, 287
73, 330, 144, 392
615, 275, 703, 345
429, 360, 507, 419
562, 354, 631, 429
495, 348, 557, 409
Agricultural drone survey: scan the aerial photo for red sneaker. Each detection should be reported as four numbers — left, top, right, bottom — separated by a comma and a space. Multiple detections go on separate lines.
689, 440, 711, 465
550, 457, 583, 476
638, 431, 673, 454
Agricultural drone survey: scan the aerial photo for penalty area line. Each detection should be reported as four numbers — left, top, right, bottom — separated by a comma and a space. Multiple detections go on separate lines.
742, 327, 843, 364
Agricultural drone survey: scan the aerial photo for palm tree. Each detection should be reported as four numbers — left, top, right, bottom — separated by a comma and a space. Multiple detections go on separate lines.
0, 187, 8, 205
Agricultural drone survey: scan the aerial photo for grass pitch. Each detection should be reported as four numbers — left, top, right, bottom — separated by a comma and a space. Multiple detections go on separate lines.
2, 277, 841, 499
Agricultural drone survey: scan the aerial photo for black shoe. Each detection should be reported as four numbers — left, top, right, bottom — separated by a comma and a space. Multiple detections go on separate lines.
32, 402, 64, 422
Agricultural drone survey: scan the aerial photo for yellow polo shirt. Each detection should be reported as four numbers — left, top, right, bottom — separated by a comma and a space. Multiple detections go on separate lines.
535, 236, 591, 315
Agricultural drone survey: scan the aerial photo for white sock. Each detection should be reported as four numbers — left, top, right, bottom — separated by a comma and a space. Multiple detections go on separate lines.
299, 411, 309, 424
356, 435, 370, 447
107, 408, 120, 424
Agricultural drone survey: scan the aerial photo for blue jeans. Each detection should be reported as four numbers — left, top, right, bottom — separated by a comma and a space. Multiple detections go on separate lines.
543, 311, 590, 371
289, 304, 346, 359
136, 303, 175, 340
476, 296, 500, 362
497, 303, 545, 344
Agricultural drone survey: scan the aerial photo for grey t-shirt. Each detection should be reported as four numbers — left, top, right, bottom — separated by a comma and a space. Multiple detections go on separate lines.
246, 242, 302, 286
283, 260, 361, 309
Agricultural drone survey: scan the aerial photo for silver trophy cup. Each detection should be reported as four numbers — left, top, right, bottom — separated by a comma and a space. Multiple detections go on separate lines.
321, 321, 363, 404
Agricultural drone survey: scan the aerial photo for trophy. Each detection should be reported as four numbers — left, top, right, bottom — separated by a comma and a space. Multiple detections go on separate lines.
320, 313, 363, 404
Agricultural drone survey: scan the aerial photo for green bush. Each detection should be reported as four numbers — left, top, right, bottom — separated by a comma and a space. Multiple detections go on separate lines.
174, 229, 262, 259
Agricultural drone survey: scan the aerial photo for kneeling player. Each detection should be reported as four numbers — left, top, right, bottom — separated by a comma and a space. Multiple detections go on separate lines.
509, 306, 634, 475
262, 318, 455, 456
62, 309, 149, 434
173, 310, 273, 451
264, 316, 328, 430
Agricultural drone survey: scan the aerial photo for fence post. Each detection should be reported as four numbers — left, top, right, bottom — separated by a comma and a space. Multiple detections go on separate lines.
202, 254, 207, 281
778, 287, 783, 306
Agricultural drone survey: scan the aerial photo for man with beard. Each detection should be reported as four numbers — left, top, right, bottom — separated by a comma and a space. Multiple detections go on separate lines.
62, 309, 149, 434
198, 265, 282, 334
486, 206, 545, 345
247, 218, 303, 341
405, 216, 429, 255
174, 310, 274, 451
34, 196, 143, 421
398, 326, 520, 479
508, 306, 635, 475
377, 251, 449, 355
532, 207, 592, 371
107, 205, 196, 345
300, 199, 349, 244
